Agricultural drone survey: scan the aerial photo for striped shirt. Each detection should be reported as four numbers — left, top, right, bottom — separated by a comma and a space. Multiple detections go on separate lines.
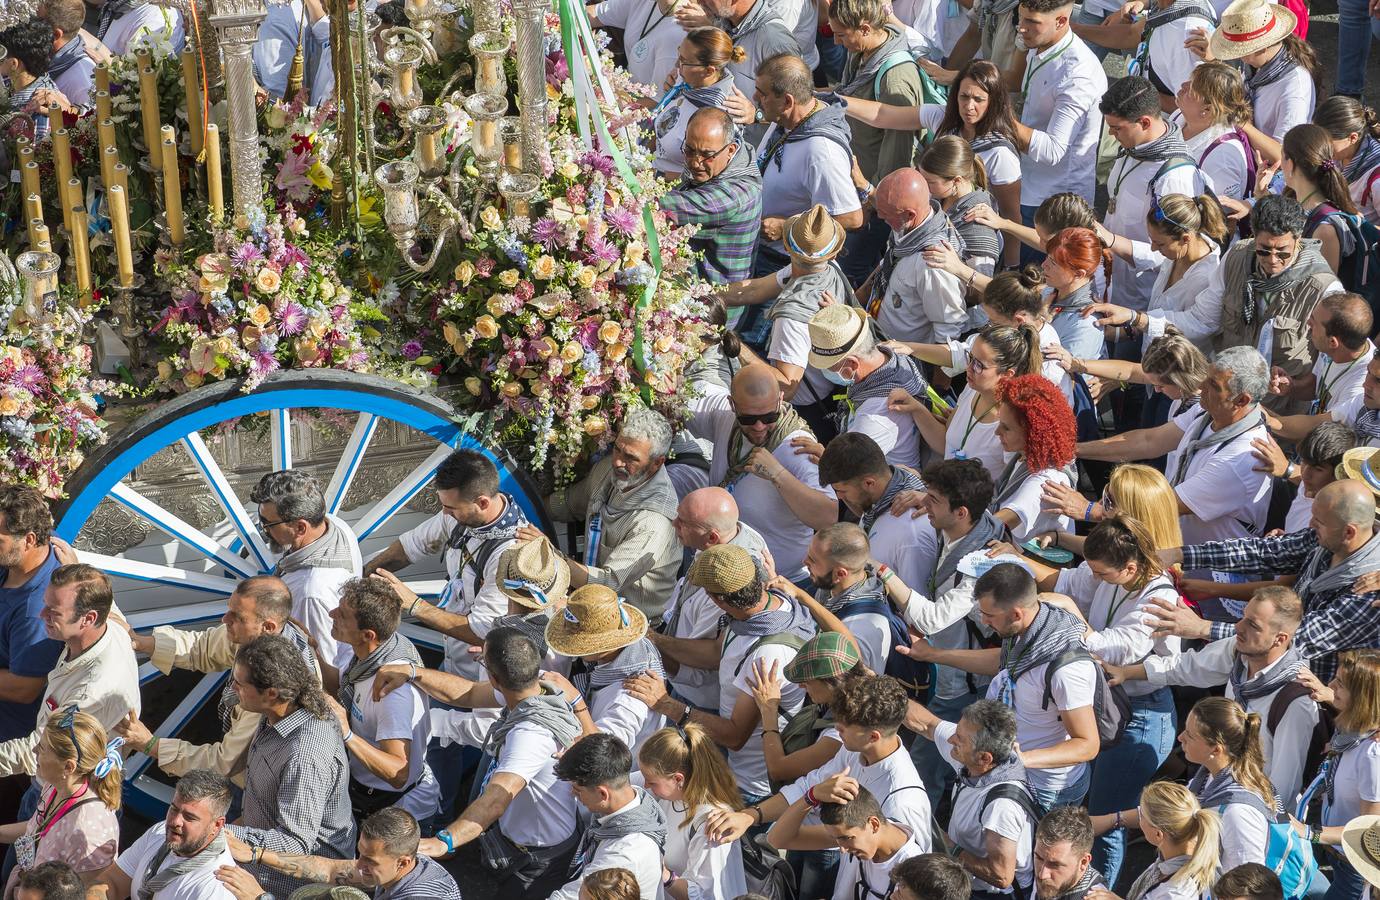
660, 169, 763, 285
8, 75, 57, 141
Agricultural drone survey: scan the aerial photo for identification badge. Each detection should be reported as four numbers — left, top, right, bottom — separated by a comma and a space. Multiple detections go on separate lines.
632, 38, 649, 60
1107, 197, 1117, 215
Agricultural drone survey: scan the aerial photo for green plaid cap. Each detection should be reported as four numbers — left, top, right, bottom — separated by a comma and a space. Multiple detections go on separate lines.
784, 632, 861, 683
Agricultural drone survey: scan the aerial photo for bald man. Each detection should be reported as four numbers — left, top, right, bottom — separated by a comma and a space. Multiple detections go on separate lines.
1152, 477, 1380, 682
863, 167, 967, 345
700, 364, 838, 587
650, 487, 772, 709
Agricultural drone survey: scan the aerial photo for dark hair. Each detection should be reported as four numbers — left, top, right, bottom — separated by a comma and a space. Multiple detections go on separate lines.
1036, 805, 1095, 855
48, 564, 112, 626
250, 470, 326, 526
173, 769, 234, 818
818, 432, 890, 486
1314, 95, 1380, 144
819, 783, 885, 828
555, 733, 632, 789
920, 458, 996, 520
974, 563, 1037, 609
978, 324, 1042, 377
0, 485, 52, 544
0, 20, 54, 76
434, 449, 500, 499
483, 626, 542, 691
235, 634, 332, 720
1278, 34, 1320, 95
937, 60, 1017, 145
983, 266, 1046, 321
755, 52, 813, 104
1034, 193, 1096, 233
16, 860, 83, 900
1297, 421, 1357, 470
1099, 75, 1161, 120
1018, 0, 1073, 12
1282, 124, 1358, 215
1319, 293, 1373, 350
1250, 193, 1308, 238
1214, 863, 1285, 900
715, 556, 769, 611
339, 577, 402, 642
360, 807, 421, 857
234, 575, 294, 625
831, 675, 907, 733
892, 854, 972, 900
1081, 515, 1164, 591
707, 300, 742, 362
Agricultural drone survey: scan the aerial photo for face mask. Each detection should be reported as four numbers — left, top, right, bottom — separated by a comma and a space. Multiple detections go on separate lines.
821, 367, 853, 387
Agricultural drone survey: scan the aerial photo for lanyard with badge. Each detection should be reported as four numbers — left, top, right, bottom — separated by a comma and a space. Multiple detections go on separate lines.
999, 616, 1047, 707
1102, 585, 1133, 630
1314, 355, 1361, 414
1106, 157, 1148, 215
631, 1, 672, 63
954, 396, 997, 460
1020, 32, 1071, 95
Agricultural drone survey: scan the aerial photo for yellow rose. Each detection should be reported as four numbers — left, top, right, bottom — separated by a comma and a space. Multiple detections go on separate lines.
212, 337, 236, 357
487, 296, 506, 318
254, 267, 281, 294
561, 342, 583, 363
442, 322, 463, 348
560, 162, 580, 179
0, 395, 18, 416
199, 273, 229, 293
535, 337, 558, 359
156, 361, 173, 382
454, 261, 475, 285
501, 381, 523, 398
318, 279, 335, 300
532, 255, 557, 281
532, 381, 550, 398
654, 334, 674, 353
474, 315, 500, 339
242, 326, 263, 348
248, 304, 273, 327
498, 269, 520, 289
583, 417, 608, 437
624, 242, 646, 266
183, 372, 204, 389
480, 206, 503, 230
531, 294, 562, 318
464, 376, 483, 396
598, 321, 622, 345
575, 266, 597, 290
608, 342, 628, 361
581, 394, 600, 410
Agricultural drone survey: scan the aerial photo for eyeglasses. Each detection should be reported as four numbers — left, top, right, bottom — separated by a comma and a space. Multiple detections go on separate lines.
736, 409, 781, 427
676, 56, 710, 69
681, 142, 733, 162
965, 350, 991, 374
56, 705, 82, 765
1255, 245, 1295, 260
257, 515, 288, 533
1101, 490, 1116, 513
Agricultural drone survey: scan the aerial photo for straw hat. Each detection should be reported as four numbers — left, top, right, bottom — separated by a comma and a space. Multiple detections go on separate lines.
1208, 0, 1297, 60
1342, 815, 1380, 889
807, 304, 870, 370
1338, 447, 1380, 498
784, 204, 845, 263
496, 538, 571, 610
544, 584, 647, 657
687, 544, 758, 596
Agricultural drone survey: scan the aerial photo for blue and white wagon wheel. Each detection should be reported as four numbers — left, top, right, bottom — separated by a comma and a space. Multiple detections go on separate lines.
51, 370, 551, 819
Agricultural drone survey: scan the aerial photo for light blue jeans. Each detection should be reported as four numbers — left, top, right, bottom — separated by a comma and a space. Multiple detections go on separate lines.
1030, 761, 1092, 814
911, 691, 980, 810
1089, 687, 1177, 887
1336, 0, 1380, 97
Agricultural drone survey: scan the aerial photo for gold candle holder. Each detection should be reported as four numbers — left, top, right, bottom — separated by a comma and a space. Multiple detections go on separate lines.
206, 122, 223, 224
24, 193, 41, 227
95, 90, 111, 122
52, 129, 74, 234
101, 145, 119, 192
18, 148, 36, 198
94, 63, 109, 94
70, 208, 92, 305
28, 218, 48, 251
138, 62, 162, 171
107, 184, 134, 288
500, 117, 522, 171
180, 49, 203, 156
160, 127, 184, 245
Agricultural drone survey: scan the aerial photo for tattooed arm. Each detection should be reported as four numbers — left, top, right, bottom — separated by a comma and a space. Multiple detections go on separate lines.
256, 849, 365, 887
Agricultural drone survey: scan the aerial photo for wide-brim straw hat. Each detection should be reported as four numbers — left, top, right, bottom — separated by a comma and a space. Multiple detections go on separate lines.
784, 204, 845, 263
807, 304, 870, 370
1342, 815, 1380, 889
496, 537, 571, 610
1338, 447, 1380, 498
1209, 0, 1297, 59
545, 584, 647, 657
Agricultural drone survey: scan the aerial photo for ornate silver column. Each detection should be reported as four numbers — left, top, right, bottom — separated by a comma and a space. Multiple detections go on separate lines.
208, 0, 267, 224
511, 0, 550, 176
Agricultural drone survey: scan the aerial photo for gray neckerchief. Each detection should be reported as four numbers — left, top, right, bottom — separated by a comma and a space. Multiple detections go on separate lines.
273, 515, 357, 577
1246, 47, 1299, 99
770, 262, 853, 325
1000, 603, 1086, 680
590, 467, 680, 528
447, 493, 525, 552
992, 456, 1076, 512
1294, 529, 1380, 611
586, 787, 669, 850
872, 202, 964, 308
656, 72, 738, 141
339, 632, 424, 715
724, 588, 816, 639
860, 466, 927, 534
1147, 0, 1217, 26
1169, 408, 1265, 487
578, 636, 666, 692
1052, 865, 1107, 900
1321, 730, 1373, 803
376, 855, 459, 900
847, 349, 930, 407
1126, 854, 1189, 900
1346, 136, 1380, 184
1122, 120, 1190, 163
950, 190, 1000, 262
1244, 239, 1335, 328
837, 27, 912, 98
719, 0, 782, 40
820, 574, 887, 614
933, 512, 1008, 595
956, 751, 1027, 790
1189, 765, 1280, 814
1051, 281, 1095, 313
758, 97, 855, 172
1229, 645, 1303, 703
491, 610, 551, 657
138, 831, 228, 900
483, 681, 582, 758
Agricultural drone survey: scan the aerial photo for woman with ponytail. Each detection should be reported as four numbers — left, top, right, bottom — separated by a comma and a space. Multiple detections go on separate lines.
921, 136, 1001, 285
1272, 123, 1360, 274
1180, 697, 1280, 871
988, 373, 1078, 542
1041, 227, 1112, 361
651, 28, 744, 178
1315, 96, 1380, 226
1096, 783, 1222, 900
885, 323, 1044, 481
1174, 62, 1256, 202
0, 710, 120, 897
638, 724, 747, 900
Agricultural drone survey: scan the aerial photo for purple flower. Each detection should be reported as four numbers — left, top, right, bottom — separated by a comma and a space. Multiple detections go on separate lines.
605, 207, 639, 237
232, 242, 264, 268
402, 340, 424, 360
277, 302, 308, 335
251, 352, 281, 376
579, 152, 616, 178
9, 365, 43, 391
531, 217, 561, 250
584, 236, 621, 267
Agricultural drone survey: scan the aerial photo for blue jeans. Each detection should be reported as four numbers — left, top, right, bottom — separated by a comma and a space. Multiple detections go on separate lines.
1089, 687, 1177, 887
789, 848, 841, 899
1325, 850, 1365, 900
816, 33, 847, 84
1336, 0, 1380, 97
1074, 5, 1114, 60
911, 691, 979, 810
426, 702, 482, 831
1019, 205, 1045, 267
1030, 762, 1092, 813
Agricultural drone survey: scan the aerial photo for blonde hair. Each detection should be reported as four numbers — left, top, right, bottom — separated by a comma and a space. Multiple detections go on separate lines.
1142, 334, 1209, 400
39, 710, 122, 812
1190, 697, 1277, 810
581, 868, 640, 900
1336, 650, 1380, 734
638, 723, 744, 828
1107, 464, 1184, 551
1140, 782, 1222, 895
1187, 61, 1253, 126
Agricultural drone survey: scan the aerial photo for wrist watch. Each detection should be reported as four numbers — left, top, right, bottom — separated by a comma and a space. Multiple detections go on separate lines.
753, 108, 764, 124
255, 894, 276, 900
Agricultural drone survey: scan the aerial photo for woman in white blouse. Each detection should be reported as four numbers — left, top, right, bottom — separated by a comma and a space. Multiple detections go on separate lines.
651, 28, 743, 178
1182, 697, 1279, 872
988, 372, 1077, 542
1174, 62, 1256, 203
1294, 650, 1380, 900
1316, 96, 1380, 226
1088, 783, 1221, 900
638, 724, 748, 900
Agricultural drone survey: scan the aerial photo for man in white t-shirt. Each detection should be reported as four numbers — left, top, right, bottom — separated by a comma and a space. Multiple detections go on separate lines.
588, 0, 684, 92
86, 769, 237, 900
788, 523, 894, 673
1077, 346, 1273, 548
626, 544, 815, 801
1272, 353, 1380, 449
327, 578, 439, 822
1271, 293, 1375, 417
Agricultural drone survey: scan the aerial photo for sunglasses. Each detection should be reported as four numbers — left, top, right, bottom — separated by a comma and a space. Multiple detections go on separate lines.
736, 409, 781, 427
681, 142, 733, 162
1255, 245, 1295, 260
56, 705, 82, 765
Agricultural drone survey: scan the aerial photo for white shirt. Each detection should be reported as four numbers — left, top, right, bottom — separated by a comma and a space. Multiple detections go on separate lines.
277, 515, 362, 672
589, 656, 668, 760
948, 329, 1075, 408
1143, 639, 1319, 804
1331, 392, 1380, 446
593, 0, 684, 91
1349, 159, 1380, 226
1180, 118, 1251, 201
759, 127, 861, 253
1286, 490, 1314, 533
875, 225, 969, 344
345, 656, 440, 820
934, 721, 1034, 894
1142, 245, 1225, 353
770, 317, 838, 408
1196, 770, 1270, 871
833, 597, 894, 675
1165, 407, 1272, 547
833, 825, 926, 900
719, 604, 809, 798
780, 741, 933, 848
117, 823, 237, 900
843, 394, 922, 467
102, 4, 184, 56
995, 465, 1073, 543
1054, 568, 1181, 696
1312, 344, 1374, 415
775, 0, 820, 68
922, 108, 1024, 186
548, 794, 664, 900
1017, 30, 1108, 207
492, 722, 580, 848
867, 510, 940, 608
899, 543, 991, 700
986, 652, 1098, 793
945, 387, 1006, 481
1322, 736, 1380, 826
1145, 13, 1210, 97
653, 92, 699, 176
658, 800, 747, 900
1251, 63, 1316, 143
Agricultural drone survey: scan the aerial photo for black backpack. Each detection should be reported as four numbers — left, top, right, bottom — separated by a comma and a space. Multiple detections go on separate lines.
737, 833, 797, 900
979, 782, 1042, 900
1306, 204, 1380, 318
1040, 646, 1132, 747
835, 597, 934, 703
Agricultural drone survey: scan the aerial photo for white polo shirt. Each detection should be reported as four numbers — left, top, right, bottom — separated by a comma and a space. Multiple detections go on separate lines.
875, 234, 969, 344
491, 722, 580, 848
758, 129, 861, 253
345, 657, 441, 820
1312, 344, 1374, 415
592, 0, 685, 91
1017, 30, 1108, 207
1164, 407, 1272, 547
986, 653, 1098, 794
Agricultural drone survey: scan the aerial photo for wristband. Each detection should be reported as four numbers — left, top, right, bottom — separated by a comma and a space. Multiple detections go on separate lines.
1285, 462, 1296, 481
407, 660, 418, 682
406, 597, 421, 617
1084, 501, 1095, 521
252, 846, 264, 865
965, 269, 977, 290
437, 829, 456, 854
751, 805, 763, 824
677, 705, 692, 728
342, 729, 354, 743
1114, 809, 1123, 830
665, 873, 678, 888
143, 737, 158, 756
762, 728, 780, 735
877, 564, 894, 583
806, 786, 819, 807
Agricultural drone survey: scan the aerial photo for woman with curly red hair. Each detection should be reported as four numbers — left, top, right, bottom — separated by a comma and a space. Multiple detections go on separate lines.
1043, 227, 1112, 362
991, 374, 1078, 541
